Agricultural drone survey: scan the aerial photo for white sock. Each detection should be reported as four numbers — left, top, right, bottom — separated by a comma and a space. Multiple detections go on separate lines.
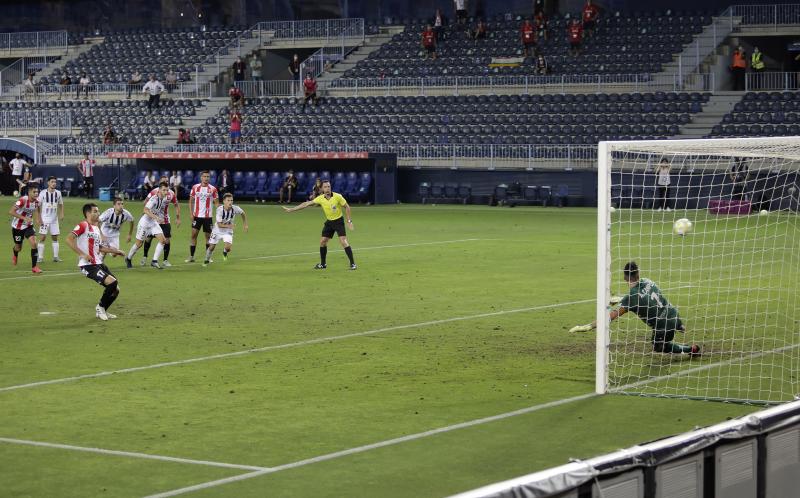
52, 242, 59, 258
127, 244, 139, 259
205, 248, 213, 261
153, 242, 164, 262
37, 242, 44, 257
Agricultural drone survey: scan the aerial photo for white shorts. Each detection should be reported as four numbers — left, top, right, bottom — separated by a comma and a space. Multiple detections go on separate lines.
209, 231, 233, 245
105, 235, 120, 250
39, 221, 60, 236
136, 219, 163, 241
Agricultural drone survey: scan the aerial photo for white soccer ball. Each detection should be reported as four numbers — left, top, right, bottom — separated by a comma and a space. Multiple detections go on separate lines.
12, 190, 19, 198
673, 218, 693, 236
609, 206, 616, 213
759, 209, 769, 216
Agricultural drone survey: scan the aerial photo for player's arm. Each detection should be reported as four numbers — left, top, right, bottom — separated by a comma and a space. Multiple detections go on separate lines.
343, 202, 354, 230
188, 192, 195, 222
172, 195, 181, 227
126, 217, 134, 242
8, 202, 30, 223
143, 204, 161, 223
283, 200, 316, 212
58, 197, 64, 221
239, 210, 248, 232
65, 231, 90, 261
99, 244, 125, 257
570, 307, 627, 333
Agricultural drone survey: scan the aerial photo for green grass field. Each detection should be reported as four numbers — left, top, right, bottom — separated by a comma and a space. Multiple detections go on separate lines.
1, 200, 782, 498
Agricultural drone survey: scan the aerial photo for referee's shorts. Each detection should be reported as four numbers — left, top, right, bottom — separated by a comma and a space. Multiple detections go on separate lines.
321, 218, 346, 238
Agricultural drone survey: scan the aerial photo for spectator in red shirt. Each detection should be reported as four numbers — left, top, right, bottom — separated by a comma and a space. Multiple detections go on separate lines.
229, 111, 242, 144
228, 85, 244, 111
534, 11, 549, 41
520, 18, 536, 57
302, 74, 318, 110
582, 0, 600, 36
567, 18, 584, 56
422, 25, 437, 60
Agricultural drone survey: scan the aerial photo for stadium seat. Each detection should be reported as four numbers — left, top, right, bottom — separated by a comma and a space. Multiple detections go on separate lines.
243, 172, 258, 198
232, 171, 245, 196
418, 182, 430, 203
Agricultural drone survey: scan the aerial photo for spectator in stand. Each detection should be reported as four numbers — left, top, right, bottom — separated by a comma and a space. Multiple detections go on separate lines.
432, 9, 446, 42
78, 153, 95, 198
217, 169, 234, 197
233, 56, 246, 82
471, 19, 487, 41
142, 75, 165, 113
77, 71, 90, 99
731, 46, 747, 91
279, 170, 298, 204
422, 24, 437, 60
127, 70, 142, 99
288, 54, 302, 94
520, 18, 536, 57
535, 53, 549, 74
142, 170, 155, 197
534, 10, 549, 41
177, 128, 194, 144
308, 177, 323, 200
228, 84, 244, 111
229, 110, 242, 144
655, 158, 672, 211
169, 170, 183, 199
23, 74, 37, 100
250, 55, 263, 81
165, 68, 178, 93
58, 73, 71, 100
102, 123, 117, 145
533, 0, 545, 15
453, 0, 467, 25
581, 0, 600, 37
302, 74, 318, 109
567, 18, 584, 56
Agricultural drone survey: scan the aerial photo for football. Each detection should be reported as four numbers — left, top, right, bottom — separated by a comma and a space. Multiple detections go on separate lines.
673, 218, 693, 236
12, 190, 19, 197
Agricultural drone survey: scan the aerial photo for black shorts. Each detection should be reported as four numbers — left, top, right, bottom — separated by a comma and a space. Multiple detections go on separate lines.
12, 226, 35, 244
81, 264, 116, 286
425, 45, 436, 53
160, 223, 172, 238
192, 217, 212, 233
321, 218, 346, 238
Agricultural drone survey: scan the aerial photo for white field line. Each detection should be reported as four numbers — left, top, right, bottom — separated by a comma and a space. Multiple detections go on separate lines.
142, 392, 600, 498
0, 238, 489, 283
0, 298, 596, 393
0, 437, 269, 471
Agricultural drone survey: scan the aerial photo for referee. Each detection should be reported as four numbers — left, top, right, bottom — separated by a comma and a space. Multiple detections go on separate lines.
283, 179, 356, 270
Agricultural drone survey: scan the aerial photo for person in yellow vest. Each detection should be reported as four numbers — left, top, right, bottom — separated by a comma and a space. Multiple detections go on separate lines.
751, 47, 765, 90
731, 46, 747, 91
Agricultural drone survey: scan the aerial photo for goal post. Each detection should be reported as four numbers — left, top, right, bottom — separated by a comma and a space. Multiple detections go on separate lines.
597, 137, 800, 404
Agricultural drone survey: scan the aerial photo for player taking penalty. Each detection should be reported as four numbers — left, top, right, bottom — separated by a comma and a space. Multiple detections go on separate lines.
283, 179, 356, 270
570, 261, 701, 357
9, 182, 42, 273
203, 193, 247, 267
65, 203, 126, 320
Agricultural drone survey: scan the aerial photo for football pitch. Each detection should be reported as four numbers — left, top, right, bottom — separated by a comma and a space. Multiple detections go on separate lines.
0, 200, 766, 498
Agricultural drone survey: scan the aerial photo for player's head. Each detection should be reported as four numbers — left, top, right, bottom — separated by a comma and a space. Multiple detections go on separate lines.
47, 176, 57, 189
660, 158, 669, 165
158, 181, 169, 196
222, 193, 233, 207
82, 202, 99, 222
83, 152, 89, 159
15, 152, 21, 159
321, 179, 331, 195
160, 175, 168, 183
113, 197, 124, 211
200, 170, 210, 185
27, 183, 39, 198
623, 261, 640, 284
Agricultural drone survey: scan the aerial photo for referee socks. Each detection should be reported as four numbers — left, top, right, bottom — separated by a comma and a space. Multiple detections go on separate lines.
319, 246, 327, 265
344, 246, 355, 265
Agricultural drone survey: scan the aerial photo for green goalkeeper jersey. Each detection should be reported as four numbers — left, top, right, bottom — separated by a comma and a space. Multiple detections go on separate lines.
619, 278, 680, 331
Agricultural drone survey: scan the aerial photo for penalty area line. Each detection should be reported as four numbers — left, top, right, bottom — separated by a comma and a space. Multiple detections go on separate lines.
0, 298, 595, 393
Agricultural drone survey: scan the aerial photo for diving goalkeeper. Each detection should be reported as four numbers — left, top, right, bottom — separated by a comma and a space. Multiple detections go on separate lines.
571, 261, 701, 357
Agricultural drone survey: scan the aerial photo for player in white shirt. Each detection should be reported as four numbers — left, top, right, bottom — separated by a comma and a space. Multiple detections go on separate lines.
65, 202, 126, 321
9, 183, 42, 273
141, 175, 180, 267
203, 193, 248, 267
186, 170, 219, 262
36, 176, 65, 263
99, 197, 134, 254
125, 182, 170, 270
9, 153, 29, 195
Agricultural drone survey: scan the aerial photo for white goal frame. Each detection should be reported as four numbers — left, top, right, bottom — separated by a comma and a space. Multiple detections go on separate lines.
596, 136, 800, 400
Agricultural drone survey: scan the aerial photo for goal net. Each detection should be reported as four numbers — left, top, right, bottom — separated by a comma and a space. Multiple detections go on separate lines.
596, 137, 800, 404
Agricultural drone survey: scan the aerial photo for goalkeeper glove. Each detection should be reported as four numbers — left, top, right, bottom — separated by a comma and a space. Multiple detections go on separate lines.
569, 324, 594, 333
609, 296, 623, 305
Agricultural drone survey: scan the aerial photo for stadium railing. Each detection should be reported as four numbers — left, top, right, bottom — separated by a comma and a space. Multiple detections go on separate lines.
449, 399, 800, 498
298, 20, 366, 80
0, 110, 72, 135
730, 3, 800, 29
746, 71, 800, 91
256, 18, 364, 44
15, 81, 214, 100
323, 73, 715, 95
0, 30, 68, 56
677, 7, 736, 80
0, 56, 56, 97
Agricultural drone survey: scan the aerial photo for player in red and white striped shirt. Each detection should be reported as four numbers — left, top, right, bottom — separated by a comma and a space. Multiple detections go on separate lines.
78, 153, 95, 198
186, 170, 219, 262
8, 183, 42, 273
65, 203, 126, 320
141, 175, 181, 267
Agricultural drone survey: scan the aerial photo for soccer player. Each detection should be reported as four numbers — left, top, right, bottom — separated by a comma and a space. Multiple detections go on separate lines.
203, 193, 248, 267
36, 176, 65, 263
65, 203, 126, 321
125, 182, 170, 270
99, 197, 134, 253
186, 171, 219, 263
141, 175, 180, 267
283, 179, 356, 270
9, 182, 42, 273
570, 261, 701, 357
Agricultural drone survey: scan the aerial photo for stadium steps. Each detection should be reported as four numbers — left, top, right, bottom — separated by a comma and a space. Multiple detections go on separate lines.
672, 91, 743, 138
316, 26, 404, 85
188, 30, 273, 88
152, 96, 230, 148
660, 15, 742, 77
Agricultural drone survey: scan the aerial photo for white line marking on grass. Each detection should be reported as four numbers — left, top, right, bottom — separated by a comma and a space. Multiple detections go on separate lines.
142, 392, 599, 498
0, 437, 269, 471
0, 298, 594, 393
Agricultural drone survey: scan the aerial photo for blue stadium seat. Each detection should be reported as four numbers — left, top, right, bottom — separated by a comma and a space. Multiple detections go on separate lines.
243, 172, 258, 198
232, 171, 245, 196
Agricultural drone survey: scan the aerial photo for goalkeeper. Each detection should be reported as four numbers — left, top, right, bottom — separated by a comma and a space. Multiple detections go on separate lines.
571, 261, 701, 357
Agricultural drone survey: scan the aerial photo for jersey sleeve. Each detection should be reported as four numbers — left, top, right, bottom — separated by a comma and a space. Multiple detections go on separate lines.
98, 209, 111, 224
124, 210, 134, 222
337, 193, 348, 207
14, 198, 24, 209
170, 193, 178, 206
72, 221, 87, 236
212, 186, 219, 199
57, 191, 64, 205
37, 191, 45, 203
233, 205, 244, 216
215, 206, 224, 223
312, 195, 323, 206
145, 196, 159, 211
